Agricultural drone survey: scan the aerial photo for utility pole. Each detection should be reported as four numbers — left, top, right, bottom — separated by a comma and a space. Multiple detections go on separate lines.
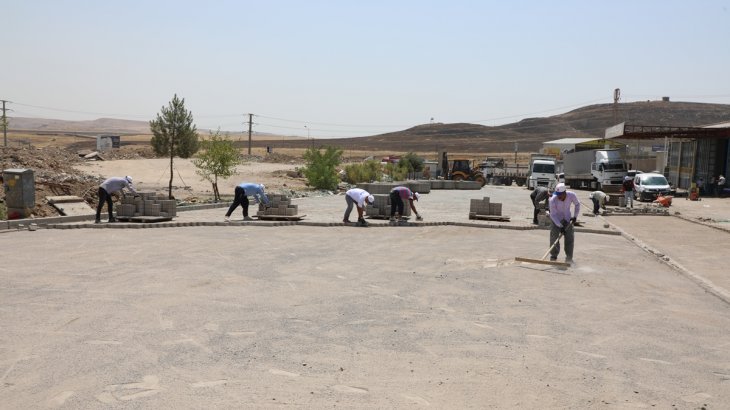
1, 99, 10, 147
247, 113, 253, 155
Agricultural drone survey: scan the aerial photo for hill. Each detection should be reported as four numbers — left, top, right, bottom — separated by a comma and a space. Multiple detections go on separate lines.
6, 100, 730, 153
318, 101, 730, 152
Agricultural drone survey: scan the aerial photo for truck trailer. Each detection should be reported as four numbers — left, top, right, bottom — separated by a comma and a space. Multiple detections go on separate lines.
563, 148, 627, 190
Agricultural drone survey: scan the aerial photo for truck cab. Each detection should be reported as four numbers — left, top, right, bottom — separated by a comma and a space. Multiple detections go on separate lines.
591, 149, 627, 187
527, 157, 557, 190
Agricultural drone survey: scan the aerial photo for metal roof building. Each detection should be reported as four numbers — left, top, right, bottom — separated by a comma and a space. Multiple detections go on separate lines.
604, 122, 730, 190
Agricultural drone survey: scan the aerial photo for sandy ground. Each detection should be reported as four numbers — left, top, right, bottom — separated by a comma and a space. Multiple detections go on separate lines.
74, 158, 309, 200
2, 159, 730, 408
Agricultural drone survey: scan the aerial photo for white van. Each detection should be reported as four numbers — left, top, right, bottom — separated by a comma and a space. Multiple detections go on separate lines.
633, 173, 671, 201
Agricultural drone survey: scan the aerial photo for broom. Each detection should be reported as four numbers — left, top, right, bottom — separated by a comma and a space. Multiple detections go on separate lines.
515, 222, 572, 268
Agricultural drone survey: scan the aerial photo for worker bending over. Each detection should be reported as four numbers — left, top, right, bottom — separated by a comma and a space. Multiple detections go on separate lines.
589, 191, 610, 215
225, 183, 269, 221
389, 186, 422, 222
548, 183, 580, 263
343, 188, 374, 227
530, 186, 550, 224
96, 176, 137, 223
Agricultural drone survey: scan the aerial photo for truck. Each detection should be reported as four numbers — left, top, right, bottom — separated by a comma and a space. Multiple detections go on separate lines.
562, 148, 627, 190
526, 154, 558, 190
478, 158, 529, 186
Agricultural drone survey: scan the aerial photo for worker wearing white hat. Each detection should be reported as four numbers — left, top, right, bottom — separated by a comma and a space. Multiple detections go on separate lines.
95, 176, 137, 223
343, 188, 374, 226
589, 190, 610, 215
389, 186, 422, 222
225, 182, 269, 221
548, 183, 580, 263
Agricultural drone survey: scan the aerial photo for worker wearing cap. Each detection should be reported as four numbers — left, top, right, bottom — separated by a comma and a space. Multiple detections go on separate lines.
343, 188, 374, 226
95, 176, 137, 223
548, 182, 580, 263
225, 182, 269, 222
389, 186, 422, 222
621, 176, 635, 208
589, 191, 610, 215
530, 186, 550, 224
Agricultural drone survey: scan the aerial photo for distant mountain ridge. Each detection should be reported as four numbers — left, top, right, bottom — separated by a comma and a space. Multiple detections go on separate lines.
8, 100, 730, 152
321, 100, 730, 152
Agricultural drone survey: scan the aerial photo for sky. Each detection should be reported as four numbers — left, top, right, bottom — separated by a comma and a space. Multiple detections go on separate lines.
3, 0, 730, 138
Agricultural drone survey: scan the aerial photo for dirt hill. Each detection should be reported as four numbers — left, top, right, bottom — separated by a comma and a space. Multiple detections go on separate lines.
315, 101, 730, 152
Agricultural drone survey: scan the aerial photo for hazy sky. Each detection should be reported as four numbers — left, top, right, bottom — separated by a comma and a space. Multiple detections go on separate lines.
3, 1, 730, 138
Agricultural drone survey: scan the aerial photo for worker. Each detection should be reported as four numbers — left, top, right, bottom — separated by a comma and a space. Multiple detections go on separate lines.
95, 176, 137, 223
696, 177, 705, 196
343, 188, 374, 226
389, 186, 422, 222
548, 182, 580, 263
621, 175, 634, 208
530, 186, 550, 224
589, 191, 610, 215
224, 183, 269, 221
717, 175, 726, 197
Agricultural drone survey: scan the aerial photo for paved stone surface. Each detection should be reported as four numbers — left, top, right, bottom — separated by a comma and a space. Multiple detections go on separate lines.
2, 185, 730, 408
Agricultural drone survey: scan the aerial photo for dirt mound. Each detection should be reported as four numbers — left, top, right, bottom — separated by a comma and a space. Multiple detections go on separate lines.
1, 146, 102, 217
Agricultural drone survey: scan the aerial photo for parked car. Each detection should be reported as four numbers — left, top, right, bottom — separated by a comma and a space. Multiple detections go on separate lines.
627, 169, 643, 178
633, 172, 671, 201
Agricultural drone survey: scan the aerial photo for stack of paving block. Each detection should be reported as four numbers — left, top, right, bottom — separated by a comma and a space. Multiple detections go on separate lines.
536, 204, 551, 227
117, 191, 176, 218
430, 180, 482, 190
365, 194, 411, 219
468, 196, 503, 219
257, 194, 299, 217
356, 181, 431, 195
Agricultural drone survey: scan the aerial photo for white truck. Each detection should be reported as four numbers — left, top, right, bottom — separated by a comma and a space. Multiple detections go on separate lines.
562, 148, 627, 190
526, 154, 558, 190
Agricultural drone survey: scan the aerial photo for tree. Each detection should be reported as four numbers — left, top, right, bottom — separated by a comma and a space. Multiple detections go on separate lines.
149, 94, 200, 198
302, 146, 343, 190
192, 129, 240, 202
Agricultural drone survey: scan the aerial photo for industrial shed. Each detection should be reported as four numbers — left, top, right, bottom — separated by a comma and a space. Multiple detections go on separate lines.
604, 122, 730, 189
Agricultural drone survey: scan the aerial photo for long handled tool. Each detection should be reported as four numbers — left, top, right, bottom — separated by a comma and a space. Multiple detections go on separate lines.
515, 223, 572, 268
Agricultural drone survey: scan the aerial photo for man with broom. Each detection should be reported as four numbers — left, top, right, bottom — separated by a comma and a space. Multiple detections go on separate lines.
548, 183, 580, 264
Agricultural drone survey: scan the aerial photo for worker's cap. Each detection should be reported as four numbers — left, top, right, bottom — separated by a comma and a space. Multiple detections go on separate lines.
605, 194, 611, 201
260, 184, 266, 190
553, 183, 566, 195
125, 176, 133, 183
624, 175, 632, 181
366, 195, 375, 204
413, 192, 420, 201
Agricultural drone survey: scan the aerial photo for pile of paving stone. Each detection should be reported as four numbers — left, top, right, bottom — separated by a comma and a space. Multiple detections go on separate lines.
117, 191, 177, 218
257, 194, 299, 217
468, 196, 503, 219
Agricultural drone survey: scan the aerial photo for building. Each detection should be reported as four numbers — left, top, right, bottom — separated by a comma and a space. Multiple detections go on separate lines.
604, 122, 730, 189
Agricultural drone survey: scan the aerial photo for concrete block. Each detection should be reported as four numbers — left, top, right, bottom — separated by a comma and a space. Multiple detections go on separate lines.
489, 203, 502, 216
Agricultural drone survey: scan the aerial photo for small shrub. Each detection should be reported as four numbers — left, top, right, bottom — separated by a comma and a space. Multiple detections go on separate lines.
344, 160, 383, 183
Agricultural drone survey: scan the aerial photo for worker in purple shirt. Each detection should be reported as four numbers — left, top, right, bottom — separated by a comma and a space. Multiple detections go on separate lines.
389, 186, 422, 222
225, 183, 270, 221
95, 176, 138, 223
548, 183, 580, 263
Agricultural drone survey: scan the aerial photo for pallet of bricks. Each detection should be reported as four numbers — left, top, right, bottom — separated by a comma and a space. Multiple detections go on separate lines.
468, 197, 508, 221
257, 194, 300, 219
117, 191, 177, 218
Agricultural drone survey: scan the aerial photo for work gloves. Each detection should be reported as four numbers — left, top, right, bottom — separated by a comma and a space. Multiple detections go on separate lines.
416, 213, 423, 221
570, 217, 577, 225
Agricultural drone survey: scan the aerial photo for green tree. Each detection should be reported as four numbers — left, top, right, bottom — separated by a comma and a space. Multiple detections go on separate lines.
402, 152, 424, 173
149, 94, 200, 198
302, 146, 343, 190
344, 160, 383, 184
193, 129, 240, 202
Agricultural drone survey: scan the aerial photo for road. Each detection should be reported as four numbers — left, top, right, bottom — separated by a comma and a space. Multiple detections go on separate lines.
1, 184, 729, 408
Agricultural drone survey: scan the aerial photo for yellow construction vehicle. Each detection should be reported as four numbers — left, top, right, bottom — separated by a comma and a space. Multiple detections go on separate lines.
447, 157, 487, 186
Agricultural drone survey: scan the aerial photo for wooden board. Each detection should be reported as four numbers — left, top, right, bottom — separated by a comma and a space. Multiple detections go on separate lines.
115, 216, 173, 223
470, 214, 511, 222
515, 257, 571, 268
255, 214, 306, 221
